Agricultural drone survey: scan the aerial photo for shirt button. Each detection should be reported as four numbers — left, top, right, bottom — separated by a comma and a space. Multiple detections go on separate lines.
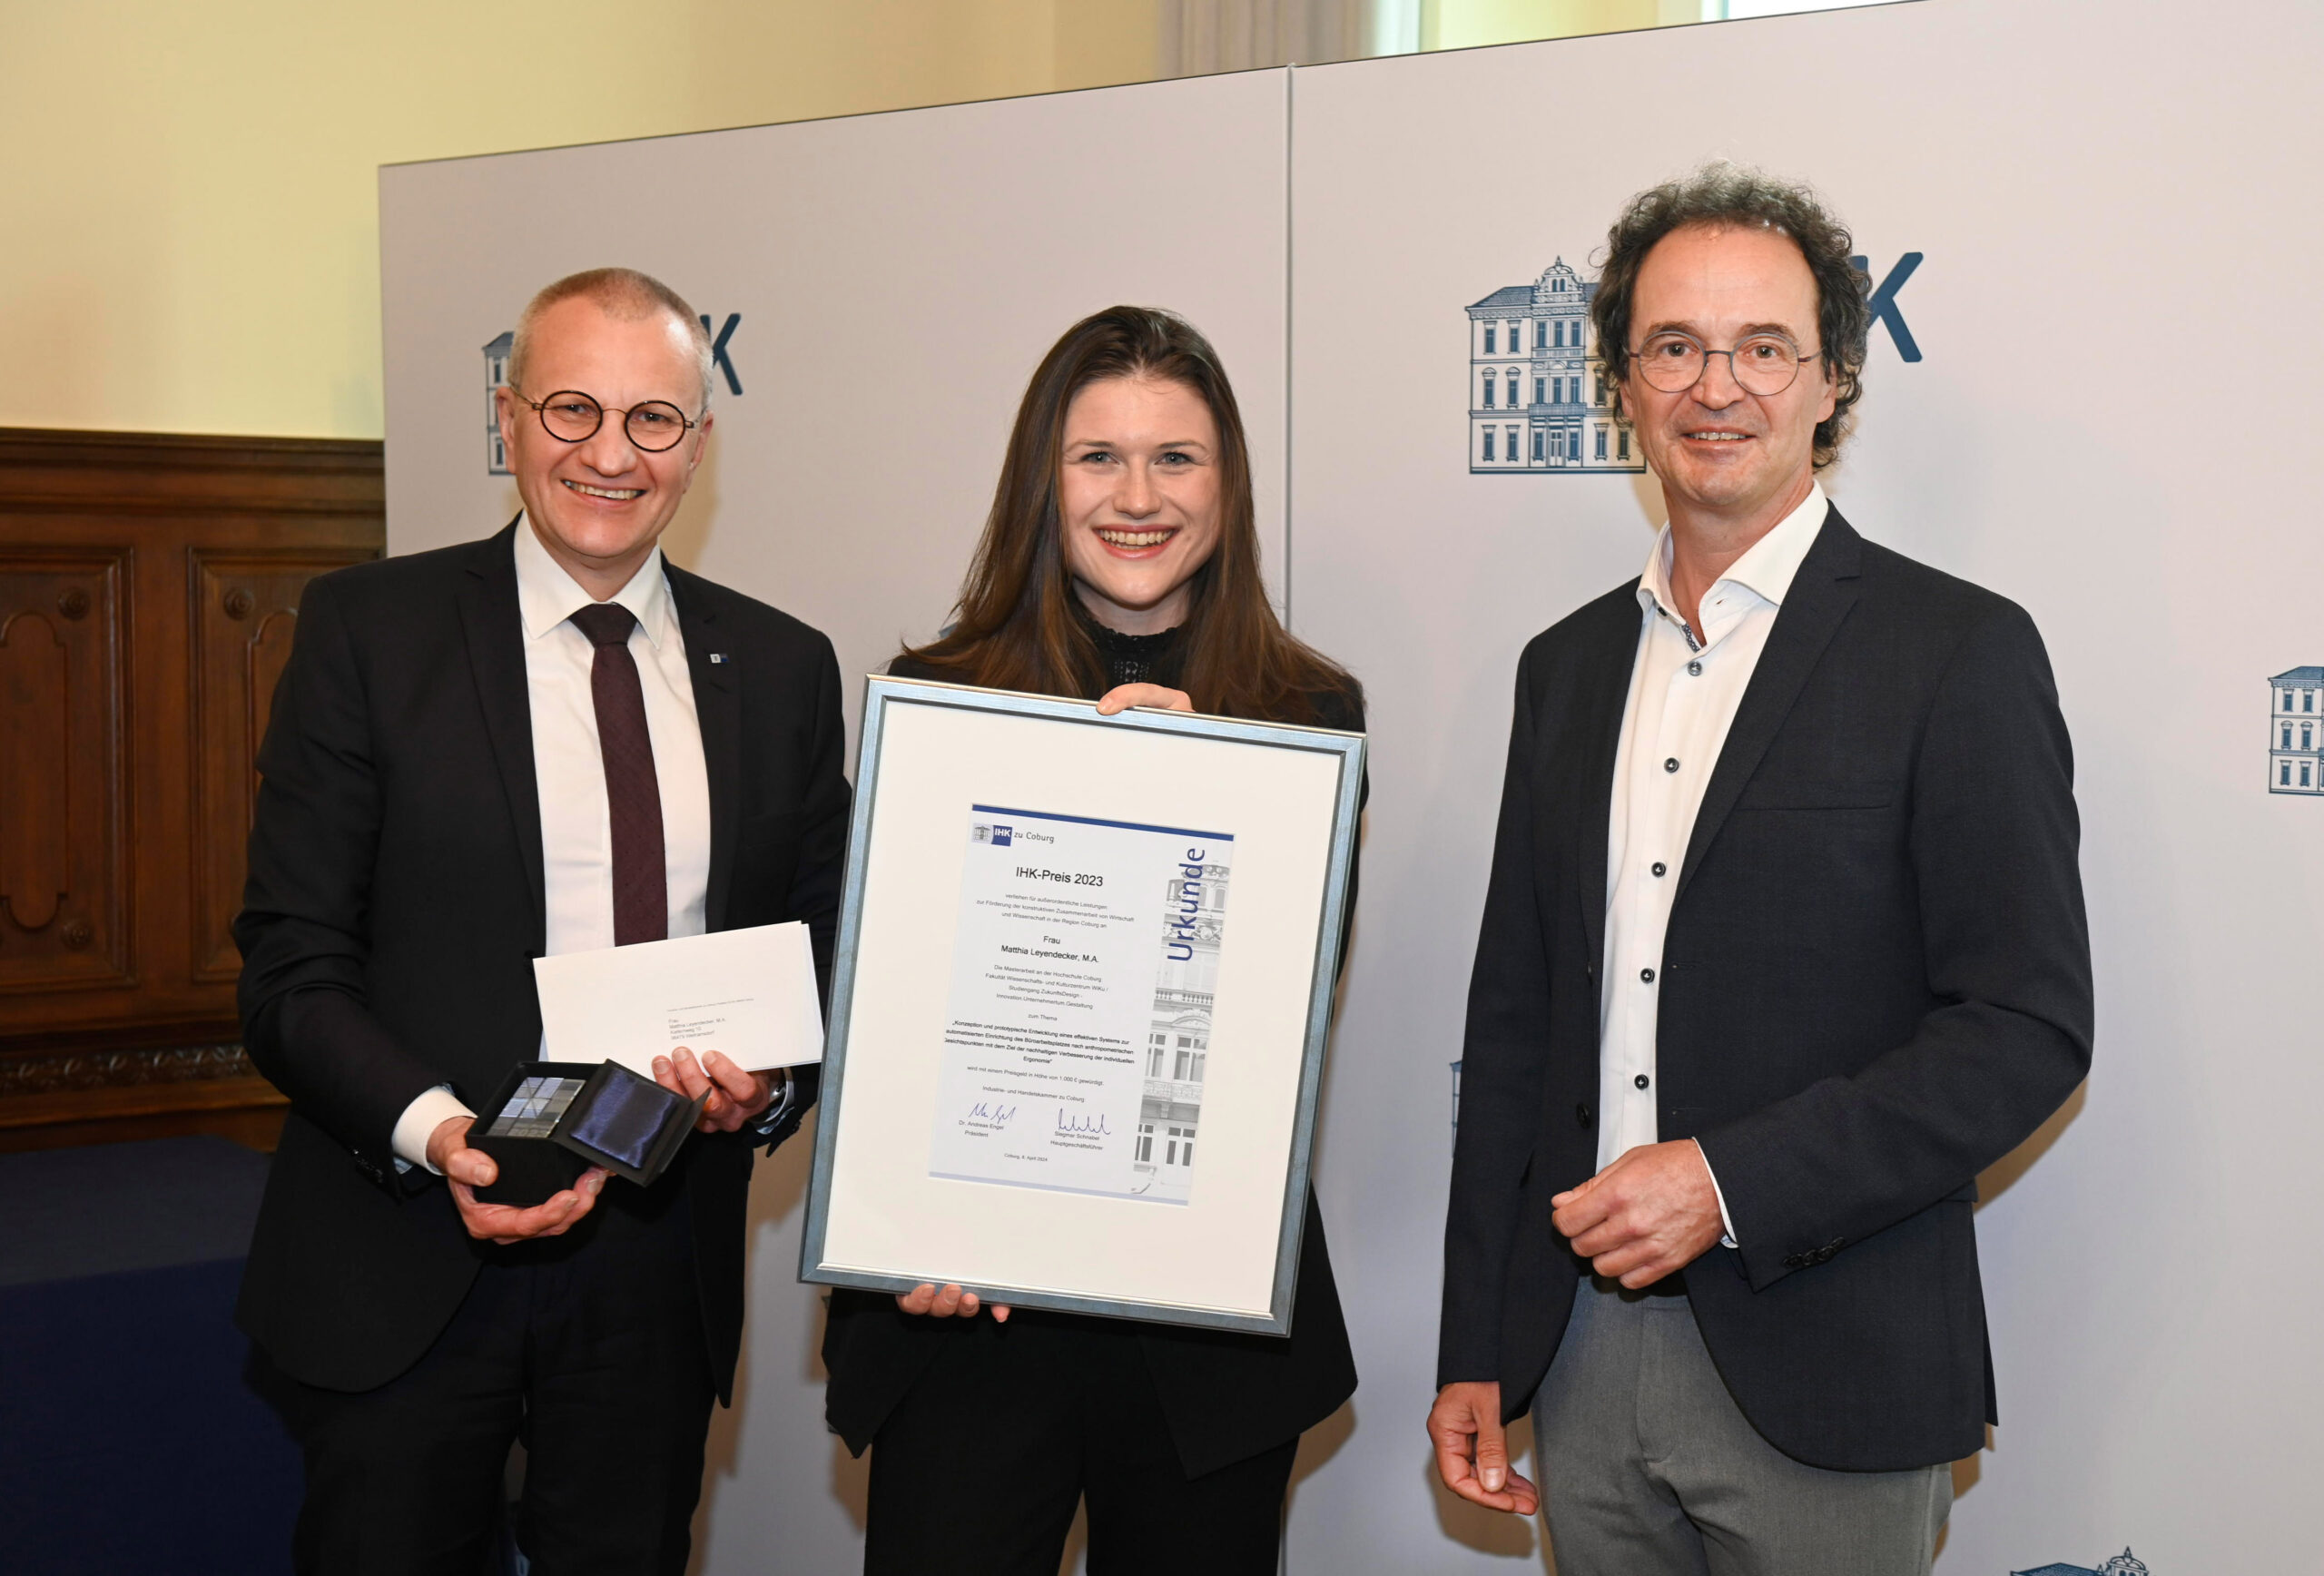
1650, 862, 1668, 877
1634, 1074, 1650, 1090
1640, 968, 1656, 983
1687, 660, 1702, 676
1663, 757, 1679, 773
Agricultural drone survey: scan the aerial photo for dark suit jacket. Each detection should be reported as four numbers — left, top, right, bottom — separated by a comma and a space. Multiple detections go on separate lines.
820, 662, 1362, 1480
233, 522, 850, 1402
1439, 508, 2093, 1472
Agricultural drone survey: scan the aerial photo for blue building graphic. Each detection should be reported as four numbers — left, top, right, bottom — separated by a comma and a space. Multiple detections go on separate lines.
1465, 258, 1642, 476
2013, 1549, 2149, 1576
2269, 666, 2324, 793
483, 330, 513, 477
1449, 1059, 1462, 1155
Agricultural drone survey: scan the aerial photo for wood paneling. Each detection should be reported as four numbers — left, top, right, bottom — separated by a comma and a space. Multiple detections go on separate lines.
0, 428, 381, 1148
190, 548, 373, 981
0, 550, 129, 992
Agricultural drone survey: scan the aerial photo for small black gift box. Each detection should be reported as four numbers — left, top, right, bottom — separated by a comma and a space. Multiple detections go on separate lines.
470, 1060, 708, 1206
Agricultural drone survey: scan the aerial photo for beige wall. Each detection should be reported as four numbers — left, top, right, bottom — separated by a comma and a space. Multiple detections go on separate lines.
0, 1, 1158, 439
1424, 0, 1705, 49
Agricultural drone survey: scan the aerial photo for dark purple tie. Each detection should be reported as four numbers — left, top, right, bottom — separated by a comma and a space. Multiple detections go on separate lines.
569, 602, 667, 946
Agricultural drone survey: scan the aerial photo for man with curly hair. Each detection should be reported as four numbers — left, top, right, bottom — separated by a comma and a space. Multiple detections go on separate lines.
1429, 165, 2093, 1574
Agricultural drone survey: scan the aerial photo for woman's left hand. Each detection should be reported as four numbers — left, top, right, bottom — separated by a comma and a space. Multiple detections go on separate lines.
1096, 683, 1194, 715
896, 1283, 1012, 1322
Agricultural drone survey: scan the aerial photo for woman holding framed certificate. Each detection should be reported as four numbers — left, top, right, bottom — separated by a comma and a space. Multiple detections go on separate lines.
820, 307, 1364, 1574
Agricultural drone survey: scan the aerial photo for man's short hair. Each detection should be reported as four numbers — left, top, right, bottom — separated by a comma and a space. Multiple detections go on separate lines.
507, 267, 716, 414
1590, 163, 1872, 469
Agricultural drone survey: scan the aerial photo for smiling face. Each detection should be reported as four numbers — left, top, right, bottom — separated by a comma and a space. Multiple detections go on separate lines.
1056, 374, 1223, 635
497, 294, 711, 596
1622, 222, 1836, 533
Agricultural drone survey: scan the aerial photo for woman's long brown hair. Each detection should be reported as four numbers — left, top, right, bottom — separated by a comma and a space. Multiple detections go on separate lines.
901, 306, 1354, 725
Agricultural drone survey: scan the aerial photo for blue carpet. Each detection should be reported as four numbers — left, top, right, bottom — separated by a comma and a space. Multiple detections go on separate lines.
0, 1137, 300, 1573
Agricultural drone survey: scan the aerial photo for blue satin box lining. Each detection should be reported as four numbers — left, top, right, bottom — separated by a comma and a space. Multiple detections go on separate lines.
469, 1060, 708, 1203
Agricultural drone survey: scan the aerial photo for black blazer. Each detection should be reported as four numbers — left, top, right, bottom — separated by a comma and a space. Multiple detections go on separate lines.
1440, 509, 2093, 1472
233, 523, 850, 1402
820, 661, 1362, 1480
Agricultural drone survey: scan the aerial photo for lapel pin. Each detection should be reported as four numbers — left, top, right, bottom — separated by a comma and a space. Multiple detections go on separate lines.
709, 653, 726, 665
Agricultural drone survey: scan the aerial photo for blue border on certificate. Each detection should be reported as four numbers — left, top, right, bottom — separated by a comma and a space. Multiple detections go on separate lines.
970, 803, 1235, 842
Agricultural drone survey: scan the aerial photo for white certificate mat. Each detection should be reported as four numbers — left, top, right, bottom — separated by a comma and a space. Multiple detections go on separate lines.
803, 680, 1363, 1335
533, 922, 825, 1076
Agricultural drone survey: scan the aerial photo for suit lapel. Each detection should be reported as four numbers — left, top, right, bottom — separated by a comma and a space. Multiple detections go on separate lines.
1573, 590, 1646, 976
1674, 510, 1864, 898
668, 566, 741, 933
459, 519, 547, 950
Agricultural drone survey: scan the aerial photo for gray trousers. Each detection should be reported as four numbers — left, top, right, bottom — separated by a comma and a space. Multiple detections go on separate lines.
1531, 1276, 1952, 1576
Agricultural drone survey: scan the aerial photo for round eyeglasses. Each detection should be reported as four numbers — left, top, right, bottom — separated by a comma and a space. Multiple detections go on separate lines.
1630, 332, 1824, 397
517, 389, 701, 452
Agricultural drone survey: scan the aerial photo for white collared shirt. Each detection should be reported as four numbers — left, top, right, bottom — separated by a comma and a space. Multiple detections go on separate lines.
511, 515, 713, 957
1599, 483, 1831, 1240
390, 517, 713, 1167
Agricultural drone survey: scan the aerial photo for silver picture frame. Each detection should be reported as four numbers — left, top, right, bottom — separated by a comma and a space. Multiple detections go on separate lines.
799, 675, 1364, 1335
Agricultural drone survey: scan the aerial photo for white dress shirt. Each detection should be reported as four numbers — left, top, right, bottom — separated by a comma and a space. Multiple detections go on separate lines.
1599, 483, 1830, 1244
390, 518, 714, 1169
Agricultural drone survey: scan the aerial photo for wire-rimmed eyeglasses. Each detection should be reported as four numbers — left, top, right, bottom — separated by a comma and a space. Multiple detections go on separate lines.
515, 388, 702, 452
1630, 332, 1825, 397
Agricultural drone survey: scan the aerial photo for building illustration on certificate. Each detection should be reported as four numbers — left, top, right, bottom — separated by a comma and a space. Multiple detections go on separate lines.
1465, 257, 1643, 476
2269, 666, 2323, 793
1135, 849, 1226, 1204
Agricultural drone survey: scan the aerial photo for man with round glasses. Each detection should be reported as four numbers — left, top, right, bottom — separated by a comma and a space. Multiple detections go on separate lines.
1432, 165, 2092, 1574
236, 267, 848, 1572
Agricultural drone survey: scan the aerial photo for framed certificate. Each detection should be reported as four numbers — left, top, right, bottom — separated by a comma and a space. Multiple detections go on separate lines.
800, 676, 1364, 1335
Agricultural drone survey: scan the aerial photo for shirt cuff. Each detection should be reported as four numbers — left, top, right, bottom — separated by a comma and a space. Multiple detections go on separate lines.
392, 1085, 478, 1175
1692, 1138, 1740, 1249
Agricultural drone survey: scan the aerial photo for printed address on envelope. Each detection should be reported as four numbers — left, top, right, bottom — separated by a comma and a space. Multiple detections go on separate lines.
929, 804, 1231, 1205
533, 921, 825, 1076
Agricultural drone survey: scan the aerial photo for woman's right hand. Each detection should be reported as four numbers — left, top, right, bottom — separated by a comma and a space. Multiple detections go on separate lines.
896, 1283, 1012, 1322
1095, 683, 1193, 715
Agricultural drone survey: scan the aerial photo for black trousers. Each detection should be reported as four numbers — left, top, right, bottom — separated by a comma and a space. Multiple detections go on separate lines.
863, 1314, 1299, 1576
268, 1188, 714, 1576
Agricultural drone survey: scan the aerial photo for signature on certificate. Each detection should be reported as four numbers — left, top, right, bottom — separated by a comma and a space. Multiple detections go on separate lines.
1055, 1109, 1110, 1137
967, 1100, 1018, 1123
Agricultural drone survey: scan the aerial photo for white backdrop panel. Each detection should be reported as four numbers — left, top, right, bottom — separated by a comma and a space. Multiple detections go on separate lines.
1286, 3, 2322, 1572
379, 70, 1289, 1574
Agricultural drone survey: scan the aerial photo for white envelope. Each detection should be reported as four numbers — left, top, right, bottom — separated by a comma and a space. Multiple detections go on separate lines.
532, 921, 824, 1076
